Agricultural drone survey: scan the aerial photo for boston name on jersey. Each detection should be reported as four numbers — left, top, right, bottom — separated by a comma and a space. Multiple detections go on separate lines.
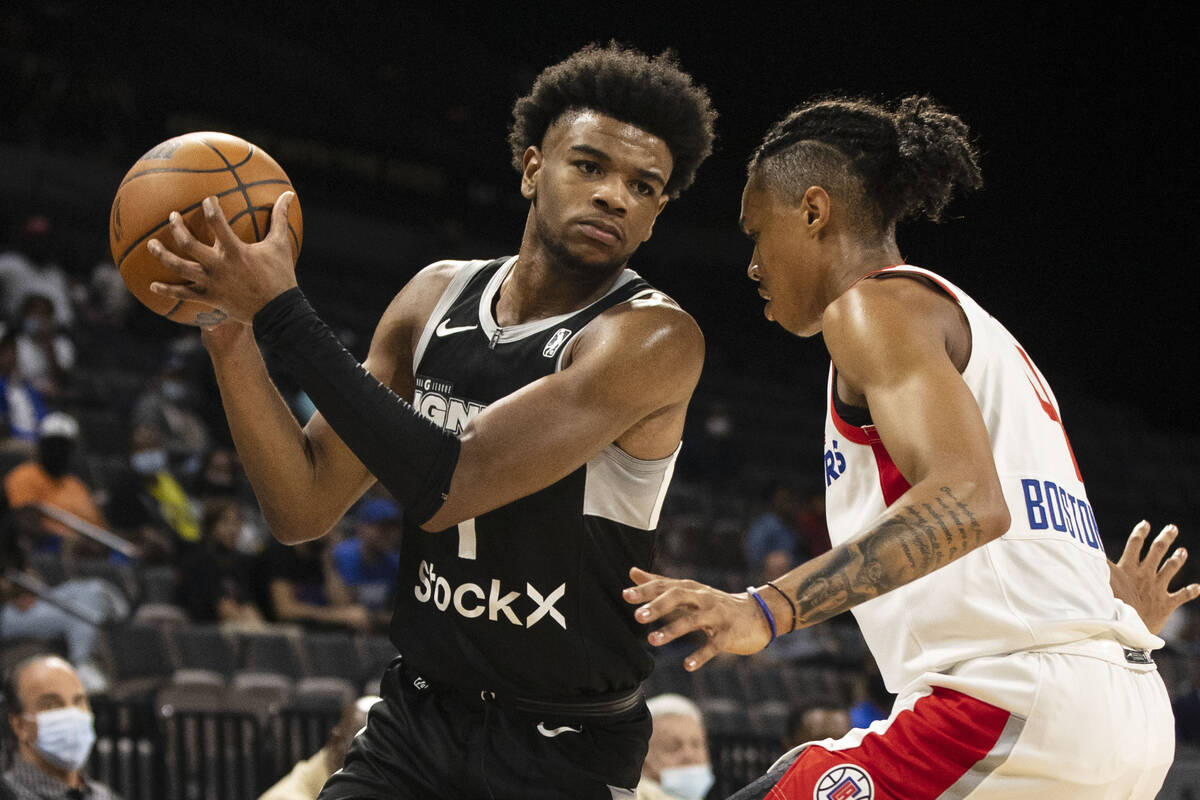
391, 256, 678, 700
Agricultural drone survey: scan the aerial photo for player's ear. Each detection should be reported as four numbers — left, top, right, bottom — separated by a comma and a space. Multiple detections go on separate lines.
801, 185, 831, 235
521, 147, 543, 200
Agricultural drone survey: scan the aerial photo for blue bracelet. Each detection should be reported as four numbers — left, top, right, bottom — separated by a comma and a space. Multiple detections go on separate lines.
746, 586, 778, 644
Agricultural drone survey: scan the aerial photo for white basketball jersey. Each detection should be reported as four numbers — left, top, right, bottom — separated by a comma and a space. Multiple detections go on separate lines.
823, 265, 1159, 692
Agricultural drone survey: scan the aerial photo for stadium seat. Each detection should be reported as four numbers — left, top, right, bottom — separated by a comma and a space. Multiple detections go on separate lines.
132, 603, 190, 628
292, 677, 358, 712
698, 697, 750, 736
748, 699, 791, 739
303, 630, 363, 683
156, 682, 228, 716
139, 565, 180, 605
238, 629, 306, 679
103, 623, 174, 700
228, 673, 293, 719
171, 624, 239, 678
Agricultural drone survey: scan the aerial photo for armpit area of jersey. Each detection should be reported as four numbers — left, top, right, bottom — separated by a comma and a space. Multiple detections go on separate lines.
253, 287, 460, 525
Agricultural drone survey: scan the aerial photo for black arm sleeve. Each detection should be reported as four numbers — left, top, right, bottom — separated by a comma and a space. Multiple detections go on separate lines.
253, 288, 459, 525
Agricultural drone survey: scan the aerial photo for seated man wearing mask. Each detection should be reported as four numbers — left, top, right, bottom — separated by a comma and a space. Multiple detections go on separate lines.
1, 654, 120, 800
3, 413, 109, 550
638, 693, 714, 800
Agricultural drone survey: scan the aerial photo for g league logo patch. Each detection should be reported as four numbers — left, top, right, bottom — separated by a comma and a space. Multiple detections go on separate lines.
814, 764, 874, 800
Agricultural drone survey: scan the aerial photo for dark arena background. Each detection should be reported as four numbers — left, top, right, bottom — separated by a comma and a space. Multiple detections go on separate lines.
1, 2, 1197, 798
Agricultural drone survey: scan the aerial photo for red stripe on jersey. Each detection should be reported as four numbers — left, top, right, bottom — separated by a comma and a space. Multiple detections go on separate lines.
863, 426, 911, 506
767, 687, 1015, 800
828, 371, 911, 505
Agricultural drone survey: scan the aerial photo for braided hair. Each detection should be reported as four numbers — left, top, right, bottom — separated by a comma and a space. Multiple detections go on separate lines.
509, 42, 717, 198
749, 95, 982, 234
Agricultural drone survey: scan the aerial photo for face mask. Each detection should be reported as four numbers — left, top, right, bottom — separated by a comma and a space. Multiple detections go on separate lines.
26, 707, 96, 771
659, 763, 715, 800
132, 448, 168, 475
38, 437, 74, 477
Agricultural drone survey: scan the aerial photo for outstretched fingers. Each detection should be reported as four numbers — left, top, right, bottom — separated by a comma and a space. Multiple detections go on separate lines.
1117, 520, 1152, 570
1171, 581, 1200, 609
201, 195, 244, 254
164, 209, 215, 262
147, 239, 206, 285
1144, 524, 1181, 574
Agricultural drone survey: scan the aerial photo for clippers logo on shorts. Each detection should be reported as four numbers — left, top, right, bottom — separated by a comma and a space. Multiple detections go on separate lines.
543, 327, 572, 358
414, 560, 567, 629
814, 764, 874, 800
413, 376, 486, 434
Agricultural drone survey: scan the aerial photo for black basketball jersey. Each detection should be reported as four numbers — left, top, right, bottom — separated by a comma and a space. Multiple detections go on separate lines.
390, 256, 678, 699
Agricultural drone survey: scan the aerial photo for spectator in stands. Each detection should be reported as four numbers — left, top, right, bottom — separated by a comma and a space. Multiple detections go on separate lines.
744, 482, 806, 583
1, 654, 119, 799
782, 701, 851, 752
0, 498, 127, 693
792, 492, 829, 558
191, 446, 242, 501
177, 500, 264, 625
0, 327, 48, 450
257, 694, 380, 800
332, 498, 401, 627
0, 216, 75, 330
105, 424, 200, 561
131, 355, 210, 478
0, 565, 126, 694
260, 534, 370, 632
3, 413, 108, 553
637, 693, 714, 800
11, 294, 74, 400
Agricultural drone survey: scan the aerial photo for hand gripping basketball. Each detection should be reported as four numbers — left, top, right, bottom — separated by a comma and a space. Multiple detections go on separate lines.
148, 192, 300, 326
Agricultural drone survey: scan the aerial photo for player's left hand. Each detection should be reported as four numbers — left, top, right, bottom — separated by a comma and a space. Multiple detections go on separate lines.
623, 567, 773, 671
1109, 520, 1200, 635
146, 192, 299, 324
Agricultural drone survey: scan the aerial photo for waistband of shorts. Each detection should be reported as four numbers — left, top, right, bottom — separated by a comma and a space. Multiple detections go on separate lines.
1024, 634, 1157, 667
387, 656, 646, 718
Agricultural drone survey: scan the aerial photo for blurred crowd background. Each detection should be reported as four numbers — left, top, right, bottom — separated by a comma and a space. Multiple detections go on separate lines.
1, 3, 1196, 798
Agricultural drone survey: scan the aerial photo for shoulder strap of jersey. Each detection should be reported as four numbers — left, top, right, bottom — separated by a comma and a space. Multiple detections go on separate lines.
413, 257, 512, 369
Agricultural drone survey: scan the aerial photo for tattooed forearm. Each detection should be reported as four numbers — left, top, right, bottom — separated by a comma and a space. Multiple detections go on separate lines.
936, 486, 987, 547
792, 487, 994, 628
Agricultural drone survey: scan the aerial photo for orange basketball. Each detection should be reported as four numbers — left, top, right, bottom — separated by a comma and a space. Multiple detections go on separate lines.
109, 132, 303, 326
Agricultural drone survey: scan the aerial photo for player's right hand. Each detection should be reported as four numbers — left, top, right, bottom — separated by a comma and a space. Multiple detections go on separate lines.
147, 192, 299, 324
623, 567, 773, 671
1109, 521, 1200, 635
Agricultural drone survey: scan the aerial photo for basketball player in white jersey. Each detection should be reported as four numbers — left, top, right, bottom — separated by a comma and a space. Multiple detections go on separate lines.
623, 95, 1198, 799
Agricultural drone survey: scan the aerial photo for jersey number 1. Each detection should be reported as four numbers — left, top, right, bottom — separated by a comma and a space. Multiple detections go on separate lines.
457, 518, 477, 559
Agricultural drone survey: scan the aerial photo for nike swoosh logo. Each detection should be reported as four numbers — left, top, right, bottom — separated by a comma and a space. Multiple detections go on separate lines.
536, 721, 583, 738
435, 319, 479, 337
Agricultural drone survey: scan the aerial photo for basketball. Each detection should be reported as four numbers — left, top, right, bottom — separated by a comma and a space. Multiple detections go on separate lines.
108, 132, 303, 326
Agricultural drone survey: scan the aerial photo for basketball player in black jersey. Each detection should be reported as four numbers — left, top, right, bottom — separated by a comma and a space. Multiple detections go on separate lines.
146, 44, 717, 799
